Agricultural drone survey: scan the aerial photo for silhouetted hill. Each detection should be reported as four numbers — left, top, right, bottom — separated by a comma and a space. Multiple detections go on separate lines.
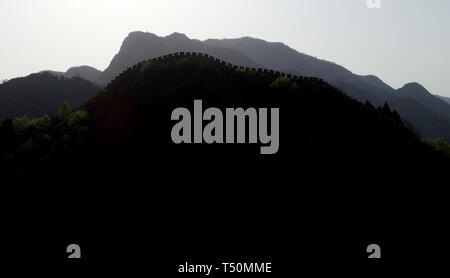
91, 53, 447, 169
42, 66, 102, 84
359, 75, 396, 93
397, 83, 450, 122
0, 72, 100, 121
40, 70, 64, 77
65, 66, 102, 83
4, 54, 447, 173
333, 80, 385, 107
97, 31, 260, 85
3, 53, 448, 186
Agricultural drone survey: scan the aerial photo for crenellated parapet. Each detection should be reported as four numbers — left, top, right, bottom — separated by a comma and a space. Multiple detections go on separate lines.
105, 52, 332, 89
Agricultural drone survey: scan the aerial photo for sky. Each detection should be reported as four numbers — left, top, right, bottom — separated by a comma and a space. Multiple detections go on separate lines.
1, 0, 449, 96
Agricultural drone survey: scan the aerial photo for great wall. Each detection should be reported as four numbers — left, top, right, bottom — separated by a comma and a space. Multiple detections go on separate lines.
105, 52, 342, 95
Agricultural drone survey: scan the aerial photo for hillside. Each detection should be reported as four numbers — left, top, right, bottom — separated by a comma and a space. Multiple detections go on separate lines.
92, 54, 449, 169
2, 53, 448, 175
0, 72, 100, 122
389, 97, 450, 140
397, 83, 450, 122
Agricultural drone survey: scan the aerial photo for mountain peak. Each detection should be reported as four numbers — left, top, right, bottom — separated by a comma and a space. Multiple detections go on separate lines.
396, 82, 450, 124
123, 31, 159, 44
127, 31, 156, 37
398, 82, 431, 96
166, 32, 189, 40
64, 66, 102, 83
362, 75, 383, 82
402, 82, 426, 90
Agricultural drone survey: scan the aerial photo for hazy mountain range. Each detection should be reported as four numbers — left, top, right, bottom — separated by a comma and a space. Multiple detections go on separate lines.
41, 65, 102, 84
1, 31, 449, 141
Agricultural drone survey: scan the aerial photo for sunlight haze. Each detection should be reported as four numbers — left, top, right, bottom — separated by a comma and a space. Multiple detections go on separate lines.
0, 0, 449, 96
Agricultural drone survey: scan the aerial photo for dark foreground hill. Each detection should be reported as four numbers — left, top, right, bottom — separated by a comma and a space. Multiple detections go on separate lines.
93, 53, 447, 167
1, 55, 448, 267
0, 72, 100, 122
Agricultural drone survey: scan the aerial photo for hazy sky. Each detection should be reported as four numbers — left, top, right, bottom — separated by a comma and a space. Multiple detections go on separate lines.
1, 0, 449, 96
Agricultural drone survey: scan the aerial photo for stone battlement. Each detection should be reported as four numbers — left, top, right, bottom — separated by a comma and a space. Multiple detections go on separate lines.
106, 52, 327, 89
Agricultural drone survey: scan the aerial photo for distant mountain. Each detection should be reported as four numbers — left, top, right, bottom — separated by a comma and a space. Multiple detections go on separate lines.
40, 70, 64, 77
389, 97, 450, 140
435, 95, 450, 105
65, 66, 102, 84
2, 31, 449, 141
42, 66, 102, 84
98, 32, 260, 85
98, 32, 449, 141
0, 72, 100, 121
396, 83, 450, 123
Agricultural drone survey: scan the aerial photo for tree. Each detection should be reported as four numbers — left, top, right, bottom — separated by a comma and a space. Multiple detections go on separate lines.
381, 102, 391, 115
270, 76, 293, 89
426, 138, 450, 156
57, 102, 72, 123
364, 100, 374, 109
68, 109, 89, 130
12, 116, 31, 134
391, 110, 403, 127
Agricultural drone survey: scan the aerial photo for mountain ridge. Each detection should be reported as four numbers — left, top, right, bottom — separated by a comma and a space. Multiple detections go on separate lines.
2, 31, 449, 141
